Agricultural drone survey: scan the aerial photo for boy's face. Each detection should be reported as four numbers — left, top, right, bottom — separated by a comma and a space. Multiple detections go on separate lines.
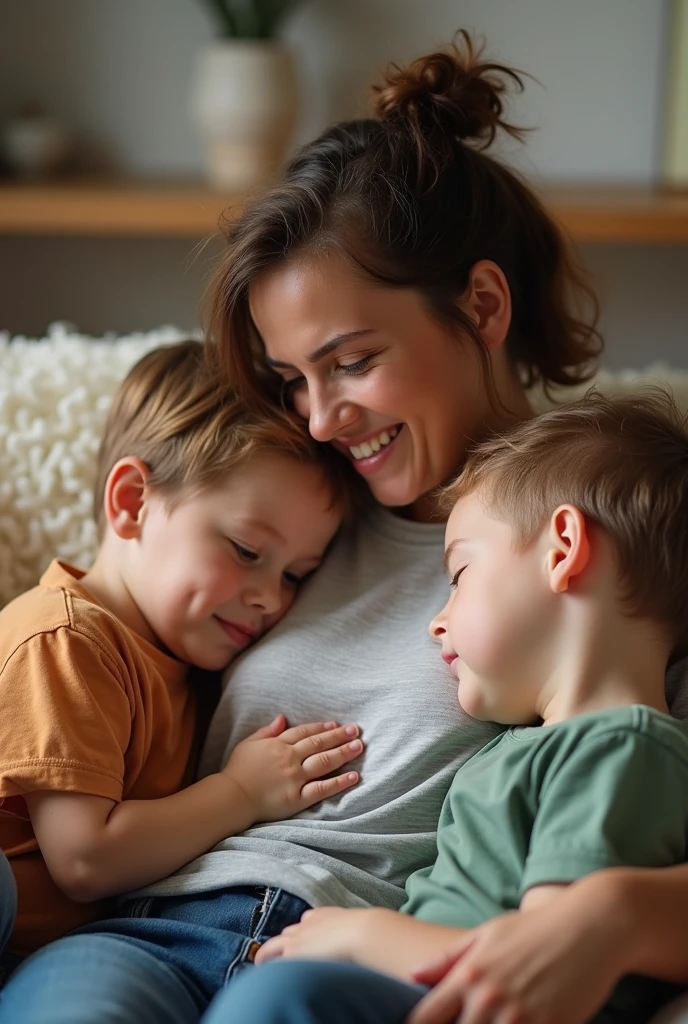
126, 453, 341, 670
429, 490, 553, 725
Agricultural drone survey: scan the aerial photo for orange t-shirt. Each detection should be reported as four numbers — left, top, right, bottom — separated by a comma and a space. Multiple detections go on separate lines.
0, 560, 197, 956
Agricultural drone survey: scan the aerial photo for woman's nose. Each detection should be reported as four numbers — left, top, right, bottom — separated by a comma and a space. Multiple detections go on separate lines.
306, 382, 358, 443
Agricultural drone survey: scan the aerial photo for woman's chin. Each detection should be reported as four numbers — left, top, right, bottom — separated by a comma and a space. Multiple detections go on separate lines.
364, 475, 424, 511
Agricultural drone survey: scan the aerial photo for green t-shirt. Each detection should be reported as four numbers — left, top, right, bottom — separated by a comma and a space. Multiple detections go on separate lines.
403, 705, 688, 928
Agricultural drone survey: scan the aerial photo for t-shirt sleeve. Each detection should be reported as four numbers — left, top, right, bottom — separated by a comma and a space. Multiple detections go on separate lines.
0, 627, 133, 801
521, 727, 688, 895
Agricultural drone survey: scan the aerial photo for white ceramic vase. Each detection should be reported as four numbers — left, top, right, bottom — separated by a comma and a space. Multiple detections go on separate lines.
191, 40, 299, 191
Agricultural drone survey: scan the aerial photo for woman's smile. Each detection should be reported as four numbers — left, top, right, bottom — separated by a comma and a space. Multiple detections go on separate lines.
335, 424, 403, 472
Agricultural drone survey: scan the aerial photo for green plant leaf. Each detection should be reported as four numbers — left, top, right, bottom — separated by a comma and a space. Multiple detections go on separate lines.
198, 0, 238, 37
197, 0, 305, 39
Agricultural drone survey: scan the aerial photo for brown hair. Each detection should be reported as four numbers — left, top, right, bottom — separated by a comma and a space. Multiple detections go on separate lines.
442, 389, 688, 653
206, 31, 601, 413
93, 339, 353, 539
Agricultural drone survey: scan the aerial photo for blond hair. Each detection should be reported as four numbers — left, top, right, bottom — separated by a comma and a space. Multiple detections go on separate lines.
94, 339, 354, 539
442, 388, 688, 652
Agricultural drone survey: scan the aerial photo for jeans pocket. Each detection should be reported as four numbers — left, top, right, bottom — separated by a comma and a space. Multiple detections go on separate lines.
125, 897, 155, 920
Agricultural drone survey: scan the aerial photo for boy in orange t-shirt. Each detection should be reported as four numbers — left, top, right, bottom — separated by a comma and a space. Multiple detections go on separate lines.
0, 340, 361, 960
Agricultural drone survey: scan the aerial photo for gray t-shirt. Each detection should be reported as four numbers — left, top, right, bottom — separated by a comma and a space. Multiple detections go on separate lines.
135, 506, 502, 910
133, 507, 688, 911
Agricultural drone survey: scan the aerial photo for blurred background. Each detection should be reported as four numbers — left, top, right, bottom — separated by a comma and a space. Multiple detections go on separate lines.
0, 0, 687, 369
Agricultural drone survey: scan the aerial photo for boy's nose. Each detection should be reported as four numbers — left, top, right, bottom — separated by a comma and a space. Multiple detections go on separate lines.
245, 580, 283, 617
428, 610, 447, 640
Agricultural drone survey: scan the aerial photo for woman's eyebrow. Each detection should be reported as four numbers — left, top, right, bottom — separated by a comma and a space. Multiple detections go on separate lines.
266, 329, 375, 369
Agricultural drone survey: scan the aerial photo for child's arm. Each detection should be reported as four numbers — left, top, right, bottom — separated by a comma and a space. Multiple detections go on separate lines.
407, 720, 688, 1024
409, 867, 688, 1024
255, 905, 467, 981
407, 873, 628, 1024
25, 714, 362, 901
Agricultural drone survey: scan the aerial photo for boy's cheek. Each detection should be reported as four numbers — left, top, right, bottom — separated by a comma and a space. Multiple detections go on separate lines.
456, 674, 488, 719
263, 599, 295, 633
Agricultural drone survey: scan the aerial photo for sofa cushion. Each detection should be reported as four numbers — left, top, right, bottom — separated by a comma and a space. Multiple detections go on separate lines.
1, 323, 687, 610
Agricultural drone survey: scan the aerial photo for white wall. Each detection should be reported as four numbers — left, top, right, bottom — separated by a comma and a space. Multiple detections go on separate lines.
1, 0, 686, 369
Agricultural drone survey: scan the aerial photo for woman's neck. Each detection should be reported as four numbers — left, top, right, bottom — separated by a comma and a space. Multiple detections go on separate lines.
406, 372, 534, 524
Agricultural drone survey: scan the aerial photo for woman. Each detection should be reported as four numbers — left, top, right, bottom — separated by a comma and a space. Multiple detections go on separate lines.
2, 33, 687, 1024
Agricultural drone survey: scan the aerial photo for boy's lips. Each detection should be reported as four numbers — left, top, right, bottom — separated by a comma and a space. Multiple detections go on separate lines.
442, 652, 460, 675
214, 617, 258, 648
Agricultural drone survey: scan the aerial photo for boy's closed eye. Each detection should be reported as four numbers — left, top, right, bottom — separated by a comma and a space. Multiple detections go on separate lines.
229, 540, 259, 563
450, 567, 466, 589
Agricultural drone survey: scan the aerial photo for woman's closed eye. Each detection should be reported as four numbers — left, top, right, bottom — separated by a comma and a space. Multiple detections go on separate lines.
337, 354, 375, 377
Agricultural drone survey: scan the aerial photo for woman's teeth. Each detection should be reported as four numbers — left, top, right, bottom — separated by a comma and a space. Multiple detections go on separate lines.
349, 427, 399, 461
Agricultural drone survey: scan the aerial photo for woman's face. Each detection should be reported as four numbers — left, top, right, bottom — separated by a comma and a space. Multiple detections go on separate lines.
249, 255, 496, 517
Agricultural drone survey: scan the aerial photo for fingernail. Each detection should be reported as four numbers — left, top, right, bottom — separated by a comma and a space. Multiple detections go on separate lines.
348, 772, 358, 781
345, 724, 358, 736
348, 739, 362, 753
324, 721, 337, 729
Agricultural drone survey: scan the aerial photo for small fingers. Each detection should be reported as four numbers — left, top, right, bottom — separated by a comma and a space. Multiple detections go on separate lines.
254, 937, 284, 964
279, 721, 340, 744
292, 723, 361, 758
300, 771, 359, 808
302, 737, 363, 779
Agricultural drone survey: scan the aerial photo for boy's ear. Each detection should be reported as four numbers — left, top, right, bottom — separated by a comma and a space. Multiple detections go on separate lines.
462, 260, 512, 352
546, 504, 591, 594
103, 457, 151, 540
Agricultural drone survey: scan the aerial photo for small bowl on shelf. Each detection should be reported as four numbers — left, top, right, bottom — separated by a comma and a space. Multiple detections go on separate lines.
1, 116, 71, 179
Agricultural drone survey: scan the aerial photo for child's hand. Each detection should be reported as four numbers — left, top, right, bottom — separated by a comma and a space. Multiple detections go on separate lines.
223, 714, 362, 824
256, 907, 367, 964
407, 887, 624, 1024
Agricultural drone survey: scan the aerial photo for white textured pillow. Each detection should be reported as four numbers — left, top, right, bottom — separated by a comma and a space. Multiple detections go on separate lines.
1, 323, 688, 609
0, 324, 192, 607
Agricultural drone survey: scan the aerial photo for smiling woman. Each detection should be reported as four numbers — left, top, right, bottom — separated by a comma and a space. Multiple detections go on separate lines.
4, 32, 682, 1024
247, 256, 533, 516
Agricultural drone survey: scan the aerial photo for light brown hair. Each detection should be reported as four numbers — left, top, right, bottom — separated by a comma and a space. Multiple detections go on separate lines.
93, 339, 354, 539
205, 31, 601, 413
442, 389, 688, 652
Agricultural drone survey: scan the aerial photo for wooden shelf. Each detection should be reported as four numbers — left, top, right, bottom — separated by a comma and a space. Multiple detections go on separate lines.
1, 179, 688, 243
544, 186, 688, 243
0, 179, 245, 239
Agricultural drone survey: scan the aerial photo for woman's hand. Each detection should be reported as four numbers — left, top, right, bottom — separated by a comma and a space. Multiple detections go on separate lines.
407, 877, 629, 1024
222, 715, 363, 823
256, 906, 368, 964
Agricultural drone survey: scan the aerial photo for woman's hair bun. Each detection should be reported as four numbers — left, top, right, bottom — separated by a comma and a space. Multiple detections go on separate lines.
371, 30, 526, 151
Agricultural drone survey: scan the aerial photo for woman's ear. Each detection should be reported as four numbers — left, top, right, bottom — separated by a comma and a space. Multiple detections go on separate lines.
462, 259, 512, 351
103, 457, 151, 540
546, 505, 591, 594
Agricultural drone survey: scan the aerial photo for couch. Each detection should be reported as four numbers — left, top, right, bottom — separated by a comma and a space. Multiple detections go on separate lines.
2, 322, 688, 610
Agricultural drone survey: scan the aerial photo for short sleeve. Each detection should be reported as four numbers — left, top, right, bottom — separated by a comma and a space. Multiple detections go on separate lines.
0, 627, 132, 801
522, 726, 688, 895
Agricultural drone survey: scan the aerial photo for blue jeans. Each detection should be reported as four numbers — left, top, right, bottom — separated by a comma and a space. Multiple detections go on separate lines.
0, 885, 309, 1023
208, 958, 428, 1023
216, 958, 685, 1024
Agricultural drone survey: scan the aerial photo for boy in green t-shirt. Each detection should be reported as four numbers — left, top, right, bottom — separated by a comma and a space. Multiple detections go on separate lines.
223, 389, 688, 1024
